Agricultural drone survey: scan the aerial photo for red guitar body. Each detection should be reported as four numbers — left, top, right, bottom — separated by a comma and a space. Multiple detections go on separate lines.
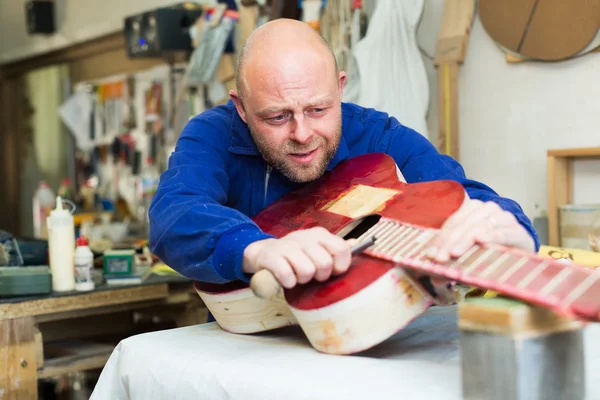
194, 153, 600, 355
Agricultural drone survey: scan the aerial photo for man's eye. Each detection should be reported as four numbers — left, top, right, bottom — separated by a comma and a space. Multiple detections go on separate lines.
267, 114, 288, 123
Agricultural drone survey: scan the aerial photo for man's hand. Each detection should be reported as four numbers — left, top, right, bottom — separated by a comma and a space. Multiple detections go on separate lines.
427, 199, 536, 263
242, 227, 355, 289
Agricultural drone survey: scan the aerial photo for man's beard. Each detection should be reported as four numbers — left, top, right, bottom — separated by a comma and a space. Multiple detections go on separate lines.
249, 121, 341, 183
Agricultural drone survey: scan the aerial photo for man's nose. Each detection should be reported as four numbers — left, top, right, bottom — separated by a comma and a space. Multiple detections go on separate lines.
290, 116, 313, 144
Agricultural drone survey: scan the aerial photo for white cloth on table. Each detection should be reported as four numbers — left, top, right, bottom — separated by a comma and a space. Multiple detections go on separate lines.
90, 305, 600, 400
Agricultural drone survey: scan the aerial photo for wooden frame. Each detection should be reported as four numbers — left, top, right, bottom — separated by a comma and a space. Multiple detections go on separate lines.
547, 147, 600, 246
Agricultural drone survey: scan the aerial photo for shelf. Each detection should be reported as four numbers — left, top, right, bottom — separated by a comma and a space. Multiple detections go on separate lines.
38, 340, 114, 379
547, 147, 600, 158
547, 146, 600, 246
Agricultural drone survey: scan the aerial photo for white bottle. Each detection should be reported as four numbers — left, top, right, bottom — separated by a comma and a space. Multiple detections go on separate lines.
74, 236, 95, 291
47, 196, 75, 292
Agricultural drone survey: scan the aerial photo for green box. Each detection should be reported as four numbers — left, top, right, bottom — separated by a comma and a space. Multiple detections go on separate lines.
0, 266, 52, 296
103, 249, 136, 276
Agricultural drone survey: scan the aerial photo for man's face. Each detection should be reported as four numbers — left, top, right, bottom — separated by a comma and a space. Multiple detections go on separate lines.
232, 53, 346, 183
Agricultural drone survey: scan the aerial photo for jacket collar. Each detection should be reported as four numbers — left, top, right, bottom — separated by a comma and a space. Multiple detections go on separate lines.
227, 100, 350, 171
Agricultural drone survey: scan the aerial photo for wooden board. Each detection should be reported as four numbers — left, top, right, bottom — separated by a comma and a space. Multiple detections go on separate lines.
434, 0, 475, 161
0, 317, 37, 399
0, 284, 169, 320
434, 0, 475, 65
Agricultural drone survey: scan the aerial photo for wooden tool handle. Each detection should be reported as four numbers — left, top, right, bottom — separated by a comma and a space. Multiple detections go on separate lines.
250, 269, 282, 299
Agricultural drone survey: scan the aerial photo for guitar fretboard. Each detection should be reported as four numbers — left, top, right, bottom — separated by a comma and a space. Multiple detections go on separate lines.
356, 217, 600, 322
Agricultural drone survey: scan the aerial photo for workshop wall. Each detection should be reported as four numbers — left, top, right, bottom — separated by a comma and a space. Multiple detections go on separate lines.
1, 0, 598, 223
418, 0, 600, 221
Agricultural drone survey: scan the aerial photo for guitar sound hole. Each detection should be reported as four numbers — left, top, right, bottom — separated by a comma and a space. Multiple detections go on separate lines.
342, 214, 382, 240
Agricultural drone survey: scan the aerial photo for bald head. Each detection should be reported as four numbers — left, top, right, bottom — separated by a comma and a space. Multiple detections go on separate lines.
228, 19, 346, 183
235, 19, 339, 99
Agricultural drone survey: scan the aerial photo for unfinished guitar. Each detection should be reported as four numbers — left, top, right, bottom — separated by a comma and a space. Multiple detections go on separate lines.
194, 153, 600, 355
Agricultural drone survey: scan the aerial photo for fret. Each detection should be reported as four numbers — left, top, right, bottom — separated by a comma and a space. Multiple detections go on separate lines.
539, 266, 590, 301
410, 248, 431, 263
478, 252, 511, 278
496, 256, 528, 284
392, 230, 435, 261
374, 222, 406, 249
447, 245, 481, 269
516, 261, 549, 289
539, 267, 572, 296
382, 229, 421, 258
389, 237, 419, 260
362, 221, 396, 245
404, 233, 438, 263
403, 231, 436, 258
561, 270, 600, 308
462, 248, 497, 275
377, 225, 412, 253
364, 219, 395, 240
355, 223, 380, 242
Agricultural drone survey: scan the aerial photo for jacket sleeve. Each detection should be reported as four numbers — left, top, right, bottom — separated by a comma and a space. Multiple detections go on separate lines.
148, 113, 274, 284
375, 117, 540, 252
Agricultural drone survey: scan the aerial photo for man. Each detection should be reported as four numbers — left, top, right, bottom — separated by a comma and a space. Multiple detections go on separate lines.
149, 19, 539, 290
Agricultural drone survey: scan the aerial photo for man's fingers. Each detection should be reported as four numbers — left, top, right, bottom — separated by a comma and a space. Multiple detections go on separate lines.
305, 227, 353, 275
285, 248, 317, 284
319, 236, 353, 275
429, 201, 504, 262
265, 255, 297, 289
438, 199, 480, 232
427, 200, 479, 259
445, 203, 500, 256
447, 220, 490, 258
346, 238, 359, 247
475, 225, 530, 249
303, 243, 334, 281
267, 227, 360, 288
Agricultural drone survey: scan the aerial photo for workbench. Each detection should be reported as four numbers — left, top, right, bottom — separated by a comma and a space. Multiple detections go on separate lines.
0, 274, 208, 399
90, 304, 600, 399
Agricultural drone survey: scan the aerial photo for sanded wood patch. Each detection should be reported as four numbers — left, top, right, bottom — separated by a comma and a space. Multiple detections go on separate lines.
324, 184, 399, 219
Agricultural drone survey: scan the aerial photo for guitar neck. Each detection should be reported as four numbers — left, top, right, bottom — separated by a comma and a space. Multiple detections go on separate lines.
358, 218, 600, 322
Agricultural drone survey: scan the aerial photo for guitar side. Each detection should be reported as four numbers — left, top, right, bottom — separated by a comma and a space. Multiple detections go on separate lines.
194, 280, 297, 334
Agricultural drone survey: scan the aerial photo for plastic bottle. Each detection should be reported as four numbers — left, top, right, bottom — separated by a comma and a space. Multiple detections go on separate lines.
74, 236, 95, 291
47, 196, 75, 292
33, 181, 56, 239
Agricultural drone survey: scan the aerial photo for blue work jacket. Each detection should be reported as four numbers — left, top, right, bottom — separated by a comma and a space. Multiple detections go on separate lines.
148, 100, 539, 284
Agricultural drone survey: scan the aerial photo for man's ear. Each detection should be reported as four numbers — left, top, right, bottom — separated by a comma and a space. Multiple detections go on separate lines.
338, 71, 347, 98
229, 90, 248, 123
